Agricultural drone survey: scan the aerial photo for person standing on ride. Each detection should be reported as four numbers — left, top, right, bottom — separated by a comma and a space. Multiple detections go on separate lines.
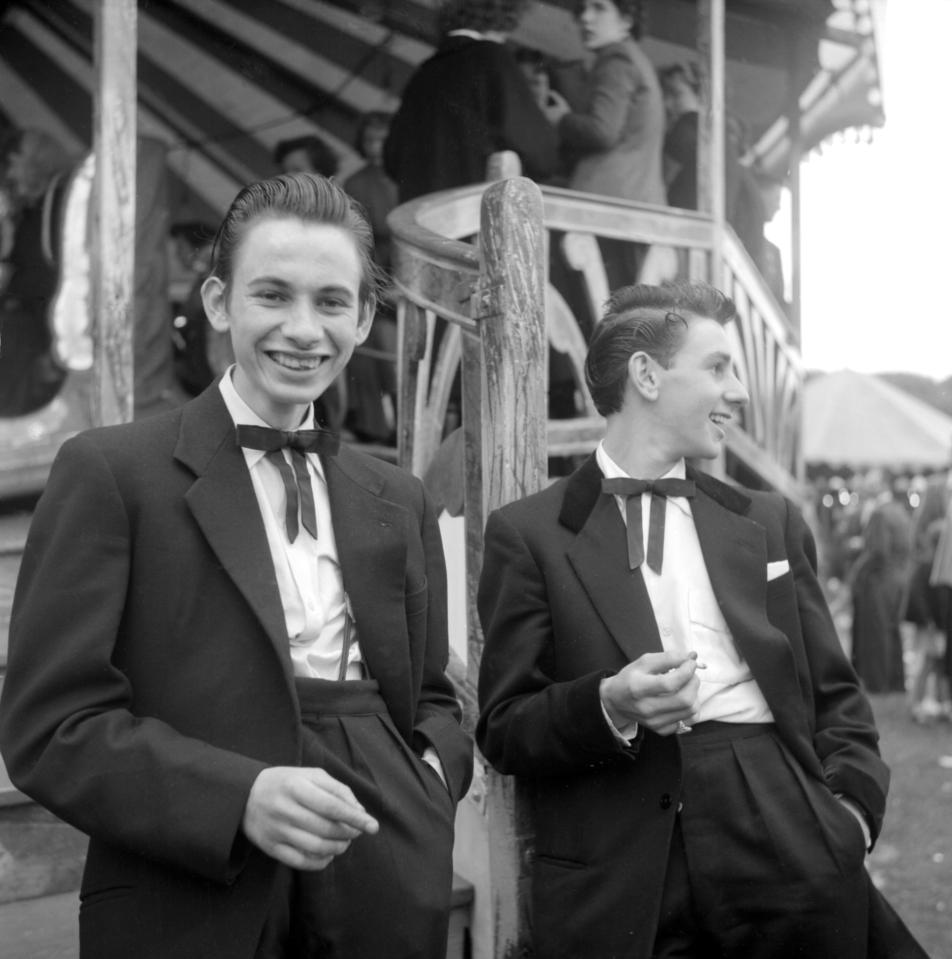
384, 0, 559, 203
0, 127, 74, 415
0, 173, 472, 959
544, 0, 666, 289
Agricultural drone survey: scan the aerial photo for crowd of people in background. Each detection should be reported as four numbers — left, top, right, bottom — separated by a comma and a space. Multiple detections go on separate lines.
813, 469, 952, 724
0, 0, 788, 441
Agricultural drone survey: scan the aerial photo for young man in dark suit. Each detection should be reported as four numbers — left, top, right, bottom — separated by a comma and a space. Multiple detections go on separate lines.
0, 174, 472, 959
477, 281, 925, 958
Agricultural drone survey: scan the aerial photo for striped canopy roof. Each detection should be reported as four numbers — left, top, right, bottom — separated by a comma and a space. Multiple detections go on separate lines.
0, 0, 882, 225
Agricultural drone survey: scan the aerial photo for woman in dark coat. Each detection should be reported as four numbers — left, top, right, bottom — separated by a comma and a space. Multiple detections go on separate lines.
850, 499, 913, 693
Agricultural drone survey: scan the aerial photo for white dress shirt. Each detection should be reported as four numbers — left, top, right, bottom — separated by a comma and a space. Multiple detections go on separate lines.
220, 373, 448, 785
220, 371, 364, 681
596, 443, 774, 725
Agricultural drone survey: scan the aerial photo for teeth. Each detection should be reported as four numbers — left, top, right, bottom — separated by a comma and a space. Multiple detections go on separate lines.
269, 352, 321, 371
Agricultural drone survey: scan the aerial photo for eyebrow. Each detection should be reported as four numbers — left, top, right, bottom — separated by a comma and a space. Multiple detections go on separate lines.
247, 276, 354, 297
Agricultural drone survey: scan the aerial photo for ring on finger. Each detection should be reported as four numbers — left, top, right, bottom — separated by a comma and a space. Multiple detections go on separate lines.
675, 720, 692, 735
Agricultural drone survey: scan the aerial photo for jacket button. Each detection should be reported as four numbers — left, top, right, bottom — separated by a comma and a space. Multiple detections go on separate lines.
659, 793, 673, 810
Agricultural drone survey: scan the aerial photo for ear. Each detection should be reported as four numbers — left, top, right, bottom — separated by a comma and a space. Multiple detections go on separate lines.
628, 351, 660, 401
201, 276, 230, 333
354, 296, 375, 347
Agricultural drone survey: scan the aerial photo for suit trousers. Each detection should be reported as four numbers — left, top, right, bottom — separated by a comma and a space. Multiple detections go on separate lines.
255, 679, 456, 959
653, 722, 870, 959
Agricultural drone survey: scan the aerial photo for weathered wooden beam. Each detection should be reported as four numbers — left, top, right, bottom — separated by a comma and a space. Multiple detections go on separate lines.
697, 0, 726, 286
469, 177, 547, 958
91, 0, 137, 427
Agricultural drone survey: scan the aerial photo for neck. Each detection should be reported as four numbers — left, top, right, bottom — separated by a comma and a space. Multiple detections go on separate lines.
603, 415, 679, 479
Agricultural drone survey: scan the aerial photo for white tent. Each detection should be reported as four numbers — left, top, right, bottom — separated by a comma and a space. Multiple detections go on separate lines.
803, 369, 952, 470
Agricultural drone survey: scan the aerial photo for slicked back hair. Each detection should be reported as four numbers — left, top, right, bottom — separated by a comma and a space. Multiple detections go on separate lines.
208, 172, 383, 308
584, 281, 737, 417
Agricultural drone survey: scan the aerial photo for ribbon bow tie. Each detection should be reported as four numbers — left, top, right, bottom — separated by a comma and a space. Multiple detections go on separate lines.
236, 425, 340, 542
235, 424, 340, 457
601, 477, 696, 574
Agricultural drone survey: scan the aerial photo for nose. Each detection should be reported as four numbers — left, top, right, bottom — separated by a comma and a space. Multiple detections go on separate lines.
283, 299, 327, 347
725, 371, 749, 408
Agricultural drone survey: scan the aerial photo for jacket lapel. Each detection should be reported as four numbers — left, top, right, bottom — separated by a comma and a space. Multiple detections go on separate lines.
689, 471, 810, 749
562, 456, 664, 662
175, 386, 294, 681
323, 447, 411, 725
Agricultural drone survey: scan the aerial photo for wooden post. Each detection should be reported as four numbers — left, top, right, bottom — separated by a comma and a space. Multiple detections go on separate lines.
464, 176, 546, 957
785, 29, 808, 341
697, 0, 726, 286
698, 0, 727, 479
91, 0, 137, 426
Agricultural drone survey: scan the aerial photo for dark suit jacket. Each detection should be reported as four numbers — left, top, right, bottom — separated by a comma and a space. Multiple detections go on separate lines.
477, 455, 891, 958
384, 35, 558, 202
0, 383, 472, 959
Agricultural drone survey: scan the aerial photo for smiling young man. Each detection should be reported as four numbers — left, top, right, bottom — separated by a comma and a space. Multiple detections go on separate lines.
477, 282, 925, 958
0, 174, 472, 959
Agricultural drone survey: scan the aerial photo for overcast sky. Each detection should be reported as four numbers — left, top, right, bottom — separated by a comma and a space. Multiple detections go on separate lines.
788, 0, 950, 379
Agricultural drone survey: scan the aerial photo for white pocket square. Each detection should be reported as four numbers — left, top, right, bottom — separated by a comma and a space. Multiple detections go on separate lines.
767, 560, 790, 581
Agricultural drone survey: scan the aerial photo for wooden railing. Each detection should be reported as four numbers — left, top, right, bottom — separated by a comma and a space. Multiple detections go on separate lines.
392, 181, 803, 501
389, 175, 804, 958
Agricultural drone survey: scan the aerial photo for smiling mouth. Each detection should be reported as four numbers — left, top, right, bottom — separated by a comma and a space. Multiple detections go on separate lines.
267, 351, 326, 372
709, 412, 732, 428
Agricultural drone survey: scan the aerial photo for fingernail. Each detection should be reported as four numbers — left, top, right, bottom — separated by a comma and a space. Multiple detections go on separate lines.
695, 661, 708, 669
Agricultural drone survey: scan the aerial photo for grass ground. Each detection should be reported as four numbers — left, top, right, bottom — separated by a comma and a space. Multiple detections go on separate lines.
867, 691, 952, 958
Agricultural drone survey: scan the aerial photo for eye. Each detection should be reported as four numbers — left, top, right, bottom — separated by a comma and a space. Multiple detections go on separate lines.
254, 288, 285, 303
318, 294, 352, 312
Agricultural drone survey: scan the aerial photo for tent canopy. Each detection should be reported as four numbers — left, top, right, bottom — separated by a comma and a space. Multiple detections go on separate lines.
803, 370, 952, 472
0, 0, 882, 223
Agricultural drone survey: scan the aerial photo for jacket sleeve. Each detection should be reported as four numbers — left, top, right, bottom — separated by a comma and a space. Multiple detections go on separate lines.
783, 497, 890, 838
0, 436, 266, 885
476, 508, 640, 776
410, 483, 474, 802
559, 50, 636, 152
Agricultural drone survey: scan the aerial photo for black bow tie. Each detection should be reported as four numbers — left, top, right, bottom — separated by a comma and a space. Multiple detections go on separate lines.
601, 477, 696, 573
235, 424, 340, 457
236, 425, 340, 542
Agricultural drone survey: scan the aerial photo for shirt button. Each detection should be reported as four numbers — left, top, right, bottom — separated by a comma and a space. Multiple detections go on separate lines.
659, 793, 673, 810
660, 623, 672, 637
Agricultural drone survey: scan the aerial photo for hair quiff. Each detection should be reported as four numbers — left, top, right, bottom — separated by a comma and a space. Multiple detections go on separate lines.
584, 281, 737, 417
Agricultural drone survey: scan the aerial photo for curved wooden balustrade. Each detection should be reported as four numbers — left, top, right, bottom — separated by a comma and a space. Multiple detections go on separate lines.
720, 226, 804, 497
389, 179, 803, 494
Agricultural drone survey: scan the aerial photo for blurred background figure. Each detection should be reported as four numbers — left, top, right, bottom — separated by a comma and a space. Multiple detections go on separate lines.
342, 111, 398, 444
515, 47, 557, 115
384, 0, 558, 202
543, 0, 665, 289
929, 474, 952, 720
658, 61, 701, 211
273, 134, 339, 178
905, 472, 951, 723
0, 128, 75, 416
169, 220, 220, 397
850, 494, 914, 693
